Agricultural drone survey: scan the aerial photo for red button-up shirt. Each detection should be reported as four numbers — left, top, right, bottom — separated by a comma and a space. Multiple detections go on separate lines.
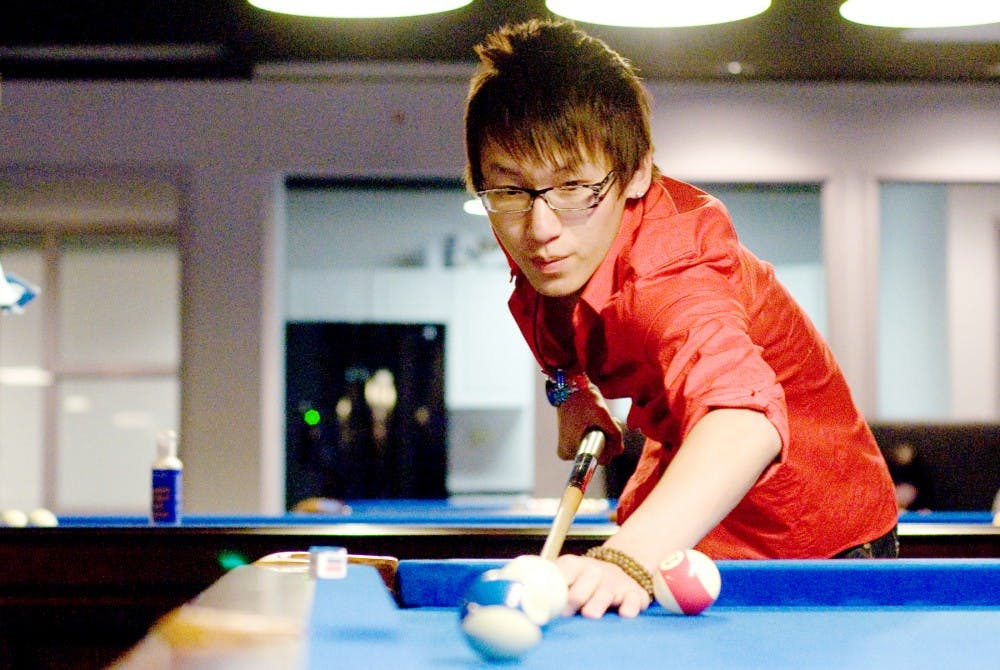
508, 177, 897, 558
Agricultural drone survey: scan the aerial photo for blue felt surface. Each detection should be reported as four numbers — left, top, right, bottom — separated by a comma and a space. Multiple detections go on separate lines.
55, 498, 617, 527
308, 564, 420, 668
394, 606, 1000, 669
310, 564, 399, 634
53, 506, 994, 527
305, 559, 1000, 669
302, 559, 1000, 669
897, 510, 994, 524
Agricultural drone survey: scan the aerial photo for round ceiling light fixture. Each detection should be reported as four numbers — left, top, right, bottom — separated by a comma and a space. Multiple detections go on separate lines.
545, 0, 771, 28
247, 0, 473, 18
839, 0, 1000, 28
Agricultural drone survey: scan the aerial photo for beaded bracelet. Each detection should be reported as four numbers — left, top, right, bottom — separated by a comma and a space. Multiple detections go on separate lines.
584, 546, 655, 599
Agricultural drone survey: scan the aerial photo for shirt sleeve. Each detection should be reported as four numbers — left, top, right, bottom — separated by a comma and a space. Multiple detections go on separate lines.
633, 262, 791, 463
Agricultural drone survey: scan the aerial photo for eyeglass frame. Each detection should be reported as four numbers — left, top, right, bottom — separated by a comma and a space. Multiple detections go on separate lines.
476, 171, 617, 213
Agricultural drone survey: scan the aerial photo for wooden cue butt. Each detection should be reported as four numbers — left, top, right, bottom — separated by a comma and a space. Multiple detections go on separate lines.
540, 485, 585, 561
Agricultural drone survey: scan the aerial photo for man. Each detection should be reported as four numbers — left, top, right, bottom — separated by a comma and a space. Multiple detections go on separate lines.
464, 19, 898, 619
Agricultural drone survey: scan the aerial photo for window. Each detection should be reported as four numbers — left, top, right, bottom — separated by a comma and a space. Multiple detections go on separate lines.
0, 231, 179, 513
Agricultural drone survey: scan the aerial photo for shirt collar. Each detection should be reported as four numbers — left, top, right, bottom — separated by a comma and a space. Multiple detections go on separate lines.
577, 180, 670, 313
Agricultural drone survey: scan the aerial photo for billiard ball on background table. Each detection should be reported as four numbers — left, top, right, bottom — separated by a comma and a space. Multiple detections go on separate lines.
27, 508, 59, 527
0, 509, 28, 527
0, 508, 58, 527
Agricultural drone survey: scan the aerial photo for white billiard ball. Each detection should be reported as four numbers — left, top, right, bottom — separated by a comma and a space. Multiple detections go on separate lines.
0, 509, 28, 528
27, 508, 59, 527
498, 554, 569, 622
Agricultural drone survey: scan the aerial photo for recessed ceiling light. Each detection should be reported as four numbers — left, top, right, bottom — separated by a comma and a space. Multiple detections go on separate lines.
840, 0, 1000, 28
247, 0, 472, 18
545, 0, 771, 28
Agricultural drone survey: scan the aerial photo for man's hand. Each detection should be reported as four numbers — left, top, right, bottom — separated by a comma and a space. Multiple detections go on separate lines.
556, 381, 623, 463
556, 553, 651, 618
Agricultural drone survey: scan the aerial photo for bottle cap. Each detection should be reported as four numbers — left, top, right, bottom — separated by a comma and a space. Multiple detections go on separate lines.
156, 430, 178, 459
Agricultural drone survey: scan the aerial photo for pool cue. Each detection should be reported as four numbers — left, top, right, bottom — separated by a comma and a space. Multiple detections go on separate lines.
540, 429, 606, 562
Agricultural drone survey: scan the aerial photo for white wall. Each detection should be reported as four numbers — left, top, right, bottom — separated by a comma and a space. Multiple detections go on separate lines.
2, 75, 998, 512
947, 184, 1000, 420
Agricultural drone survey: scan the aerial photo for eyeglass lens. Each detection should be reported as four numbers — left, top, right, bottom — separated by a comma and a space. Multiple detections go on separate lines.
483, 186, 597, 212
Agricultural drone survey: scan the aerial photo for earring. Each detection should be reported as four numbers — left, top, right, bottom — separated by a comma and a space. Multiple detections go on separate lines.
634, 191, 645, 199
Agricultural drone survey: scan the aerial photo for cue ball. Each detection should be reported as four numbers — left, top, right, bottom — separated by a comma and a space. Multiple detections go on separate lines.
653, 549, 722, 615
459, 573, 543, 660
27, 508, 58, 527
470, 568, 550, 627
0, 509, 28, 528
497, 554, 569, 623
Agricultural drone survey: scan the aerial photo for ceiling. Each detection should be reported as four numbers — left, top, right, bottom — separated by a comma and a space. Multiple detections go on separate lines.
2, 0, 999, 82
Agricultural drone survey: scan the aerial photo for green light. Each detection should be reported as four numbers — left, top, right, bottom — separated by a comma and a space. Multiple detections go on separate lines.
303, 408, 321, 426
217, 550, 249, 570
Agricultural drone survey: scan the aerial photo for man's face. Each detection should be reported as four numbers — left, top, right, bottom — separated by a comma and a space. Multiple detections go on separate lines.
479, 143, 636, 298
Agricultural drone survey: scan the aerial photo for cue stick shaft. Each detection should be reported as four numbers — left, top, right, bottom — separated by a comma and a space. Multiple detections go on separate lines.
540, 429, 606, 562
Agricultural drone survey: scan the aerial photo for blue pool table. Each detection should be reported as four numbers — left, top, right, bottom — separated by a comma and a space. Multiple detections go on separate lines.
114, 554, 1000, 669
3, 500, 997, 668
50, 501, 998, 551
55, 496, 619, 526
52, 500, 995, 525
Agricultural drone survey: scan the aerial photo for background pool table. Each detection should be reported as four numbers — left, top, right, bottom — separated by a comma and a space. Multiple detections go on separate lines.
1, 500, 997, 669
113, 554, 1000, 669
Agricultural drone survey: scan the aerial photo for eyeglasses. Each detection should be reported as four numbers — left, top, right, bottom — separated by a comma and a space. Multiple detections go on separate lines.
477, 171, 616, 214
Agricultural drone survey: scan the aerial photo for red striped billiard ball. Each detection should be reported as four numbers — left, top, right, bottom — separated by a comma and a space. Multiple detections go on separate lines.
653, 549, 722, 615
